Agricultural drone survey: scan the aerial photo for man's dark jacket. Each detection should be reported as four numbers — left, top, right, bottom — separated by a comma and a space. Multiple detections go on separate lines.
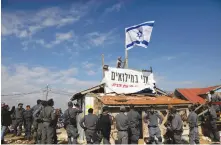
1, 106, 15, 126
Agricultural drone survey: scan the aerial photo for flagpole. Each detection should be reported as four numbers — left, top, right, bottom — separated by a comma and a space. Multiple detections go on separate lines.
125, 28, 128, 68
125, 48, 128, 68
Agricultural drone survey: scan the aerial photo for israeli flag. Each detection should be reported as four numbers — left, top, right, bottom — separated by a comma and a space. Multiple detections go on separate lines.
125, 21, 154, 50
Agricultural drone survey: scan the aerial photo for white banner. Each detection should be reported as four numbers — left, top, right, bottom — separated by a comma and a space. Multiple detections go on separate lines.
102, 67, 156, 94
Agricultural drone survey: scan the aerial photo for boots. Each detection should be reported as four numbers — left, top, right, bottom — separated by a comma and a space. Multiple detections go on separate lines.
1, 140, 5, 144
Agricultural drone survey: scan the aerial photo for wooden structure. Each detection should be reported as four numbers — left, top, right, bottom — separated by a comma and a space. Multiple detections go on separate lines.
71, 83, 192, 143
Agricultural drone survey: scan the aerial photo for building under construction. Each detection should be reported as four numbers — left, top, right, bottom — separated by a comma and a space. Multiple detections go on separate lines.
71, 61, 221, 143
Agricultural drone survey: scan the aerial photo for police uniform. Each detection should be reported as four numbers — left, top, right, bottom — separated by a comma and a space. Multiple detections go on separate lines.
31, 103, 43, 143
79, 112, 98, 144
13, 104, 25, 136
10, 112, 16, 132
94, 110, 112, 144
35, 104, 45, 144
145, 110, 163, 143
164, 112, 174, 143
211, 94, 220, 112
171, 112, 183, 144
188, 110, 199, 144
40, 102, 55, 144
127, 108, 141, 144
208, 106, 219, 142
23, 109, 33, 140
115, 106, 129, 144
64, 102, 82, 144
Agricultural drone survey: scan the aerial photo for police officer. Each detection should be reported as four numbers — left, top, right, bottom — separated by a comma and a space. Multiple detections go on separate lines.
115, 106, 129, 144
31, 99, 42, 143
53, 109, 60, 144
207, 102, 219, 142
116, 57, 122, 68
13, 103, 25, 136
95, 106, 113, 144
210, 91, 220, 112
187, 105, 199, 144
31, 100, 42, 113
23, 105, 33, 140
164, 105, 174, 144
170, 107, 183, 144
35, 100, 47, 144
127, 105, 141, 144
40, 99, 55, 144
64, 101, 82, 144
11, 109, 16, 134
80, 108, 98, 144
144, 105, 163, 144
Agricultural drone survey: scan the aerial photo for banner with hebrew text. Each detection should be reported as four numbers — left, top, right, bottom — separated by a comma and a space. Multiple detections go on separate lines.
102, 67, 156, 94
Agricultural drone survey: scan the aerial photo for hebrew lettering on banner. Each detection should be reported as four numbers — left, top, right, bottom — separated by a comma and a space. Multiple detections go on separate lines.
102, 67, 156, 94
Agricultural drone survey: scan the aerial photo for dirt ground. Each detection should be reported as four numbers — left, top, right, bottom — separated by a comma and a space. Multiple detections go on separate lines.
3, 128, 216, 144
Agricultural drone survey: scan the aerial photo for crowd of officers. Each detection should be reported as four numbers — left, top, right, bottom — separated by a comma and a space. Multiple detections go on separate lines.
1, 96, 220, 144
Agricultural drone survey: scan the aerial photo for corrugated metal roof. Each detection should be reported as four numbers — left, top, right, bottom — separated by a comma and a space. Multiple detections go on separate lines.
176, 88, 205, 104
100, 95, 191, 105
199, 85, 221, 95
176, 85, 221, 104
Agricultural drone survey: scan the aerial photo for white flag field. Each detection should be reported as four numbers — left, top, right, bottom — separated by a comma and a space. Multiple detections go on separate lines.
125, 21, 154, 50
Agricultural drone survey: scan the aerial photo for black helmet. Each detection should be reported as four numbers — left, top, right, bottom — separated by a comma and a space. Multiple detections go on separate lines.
102, 106, 109, 112
47, 99, 54, 106
68, 101, 73, 107
18, 103, 23, 106
37, 99, 41, 104
171, 107, 176, 113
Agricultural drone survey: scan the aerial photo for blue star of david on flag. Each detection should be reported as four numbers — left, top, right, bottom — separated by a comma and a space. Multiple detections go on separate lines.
125, 21, 154, 50
137, 30, 143, 39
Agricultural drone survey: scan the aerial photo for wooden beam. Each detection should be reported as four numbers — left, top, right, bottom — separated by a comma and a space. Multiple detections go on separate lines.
161, 110, 169, 126
198, 109, 208, 117
186, 108, 190, 117
194, 104, 204, 112
157, 110, 167, 130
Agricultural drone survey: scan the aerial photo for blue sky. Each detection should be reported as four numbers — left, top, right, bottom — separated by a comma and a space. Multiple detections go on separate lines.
1, 0, 221, 108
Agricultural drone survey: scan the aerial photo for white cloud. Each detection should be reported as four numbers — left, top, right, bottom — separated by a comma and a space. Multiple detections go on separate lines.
167, 56, 176, 60
105, 3, 122, 13
1, 2, 91, 38
20, 30, 75, 50
82, 61, 95, 69
82, 61, 98, 76
45, 31, 74, 48
52, 52, 64, 56
1, 64, 98, 109
84, 19, 94, 26
35, 39, 45, 45
86, 29, 117, 47
87, 70, 96, 76
56, 31, 73, 42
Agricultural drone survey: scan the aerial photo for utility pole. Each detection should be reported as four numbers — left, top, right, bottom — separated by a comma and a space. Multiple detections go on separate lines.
45, 84, 49, 101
